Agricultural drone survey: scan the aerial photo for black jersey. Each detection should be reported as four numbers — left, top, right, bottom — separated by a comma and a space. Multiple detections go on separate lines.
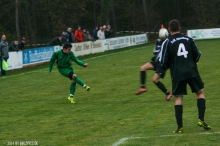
151, 39, 164, 61
159, 33, 201, 82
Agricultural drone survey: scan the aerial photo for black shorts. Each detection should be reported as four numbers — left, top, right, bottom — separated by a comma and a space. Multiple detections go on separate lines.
150, 61, 166, 78
172, 76, 204, 96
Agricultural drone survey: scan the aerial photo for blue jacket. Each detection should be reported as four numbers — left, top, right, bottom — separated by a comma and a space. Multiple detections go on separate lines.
93, 29, 98, 40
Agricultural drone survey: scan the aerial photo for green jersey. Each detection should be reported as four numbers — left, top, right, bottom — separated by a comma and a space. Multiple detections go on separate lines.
48, 49, 85, 72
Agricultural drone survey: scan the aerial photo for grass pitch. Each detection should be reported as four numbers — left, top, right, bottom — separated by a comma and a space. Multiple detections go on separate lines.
0, 39, 220, 146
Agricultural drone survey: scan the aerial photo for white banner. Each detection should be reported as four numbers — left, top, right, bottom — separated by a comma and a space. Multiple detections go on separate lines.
187, 28, 220, 40
54, 34, 147, 57
8, 51, 23, 70
129, 34, 148, 45
103, 37, 130, 51
90, 40, 104, 54
71, 40, 104, 57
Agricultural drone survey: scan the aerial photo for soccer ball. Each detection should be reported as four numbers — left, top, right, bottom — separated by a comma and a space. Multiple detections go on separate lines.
159, 28, 169, 39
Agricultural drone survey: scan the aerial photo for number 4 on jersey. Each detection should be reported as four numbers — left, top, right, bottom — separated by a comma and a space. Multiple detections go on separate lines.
177, 43, 188, 58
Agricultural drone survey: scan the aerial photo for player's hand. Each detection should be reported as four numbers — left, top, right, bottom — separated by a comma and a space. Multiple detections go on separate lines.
84, 63, 88, 67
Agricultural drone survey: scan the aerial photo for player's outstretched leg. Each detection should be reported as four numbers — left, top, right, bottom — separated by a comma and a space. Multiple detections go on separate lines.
153, 73, 172, 101
135, 62, 153, 95
74, 76, 90, 91
135, 71, 147, 95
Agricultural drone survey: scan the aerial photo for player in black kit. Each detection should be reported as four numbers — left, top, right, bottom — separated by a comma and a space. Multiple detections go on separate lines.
135, 25, 172, 101
159, 19, 211, 133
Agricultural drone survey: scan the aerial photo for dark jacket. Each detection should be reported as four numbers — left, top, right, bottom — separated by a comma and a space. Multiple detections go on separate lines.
9, 41, 20, 52
62, 33, 67, 44
64, 32, 75, 43
109, 29, 114, 37
18, 41, 25, 50
83, 32, 88, 41
0, 40, 9, 59
93, 29, 98, 40
48, 37, 62, 46
104, 30, 111, 39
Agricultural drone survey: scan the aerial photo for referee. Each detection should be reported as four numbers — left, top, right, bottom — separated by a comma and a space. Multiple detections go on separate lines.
159, 19, 211, 133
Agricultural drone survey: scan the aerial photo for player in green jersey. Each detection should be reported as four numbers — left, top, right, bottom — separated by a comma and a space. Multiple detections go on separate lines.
48, 43, 90, 103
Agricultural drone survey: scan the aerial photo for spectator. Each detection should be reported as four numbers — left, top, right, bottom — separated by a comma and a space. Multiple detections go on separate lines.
9, 40, 20, 52
97, 26, 105, 40
103, 25, 107, 30
82, 28, 88, 41
61, 31, 67, 44
65, 28, 75, 43
74, 25, 84, 42
86, 30, 94, 41
93, 26, 99, 40
108, 25, 115, 38
104, 26, 111, 39
48, 34, 63, 46
0, 34, 9, 76
18, 37, 26, 50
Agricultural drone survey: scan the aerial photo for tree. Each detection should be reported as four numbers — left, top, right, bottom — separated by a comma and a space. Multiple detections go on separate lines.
15, 0, 20, 40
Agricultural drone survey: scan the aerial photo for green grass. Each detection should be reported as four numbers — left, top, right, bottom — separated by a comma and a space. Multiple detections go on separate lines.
0, 40, 220, 146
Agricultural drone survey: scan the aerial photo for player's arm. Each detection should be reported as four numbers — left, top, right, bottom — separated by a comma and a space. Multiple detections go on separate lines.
70, 52, 87, 67
48, 51, 58, 73
190, 38, 201, 62
159, 39, 170, 69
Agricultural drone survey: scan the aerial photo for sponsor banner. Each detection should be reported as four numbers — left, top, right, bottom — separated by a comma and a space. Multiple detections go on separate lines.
22, 46, 54, 65
103, 36, 130, 51
129, 34, 148, 46
72, 41, 91, 56
90, 40, 104, 54
187, 28, 220, 40
7, 51, 23, 70
72, 40, 104, 57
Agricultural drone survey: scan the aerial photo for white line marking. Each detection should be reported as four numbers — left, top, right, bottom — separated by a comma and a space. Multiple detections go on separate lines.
112, 137, 130, 146
112, 131, 220, 146
0, 46, 152, 79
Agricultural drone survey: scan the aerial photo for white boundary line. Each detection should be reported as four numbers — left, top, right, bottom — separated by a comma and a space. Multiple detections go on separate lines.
0, 45, 152, 79
112, 132, 220, 146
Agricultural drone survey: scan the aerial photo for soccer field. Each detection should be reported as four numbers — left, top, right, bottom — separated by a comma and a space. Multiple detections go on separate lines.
0, 39, 220, 146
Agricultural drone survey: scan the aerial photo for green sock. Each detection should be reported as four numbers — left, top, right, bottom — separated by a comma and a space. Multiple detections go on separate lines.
74, 77, 85, 87
70, 82, 76, 97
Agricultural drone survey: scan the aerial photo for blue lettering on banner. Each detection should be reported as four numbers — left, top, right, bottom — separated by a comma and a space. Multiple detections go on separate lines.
22, 46, 54, 65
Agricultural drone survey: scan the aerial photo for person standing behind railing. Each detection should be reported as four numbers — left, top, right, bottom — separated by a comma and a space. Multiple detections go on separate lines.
0, 34, 9, 76
48, 34, 63, 46
74, 25, 84, 42
65, 28, 75, 43
18, 37, 26, 50
9, 39, 20, 52
97, 26, 105, 40
92, 26, 99, 40
82, 28, 88, 41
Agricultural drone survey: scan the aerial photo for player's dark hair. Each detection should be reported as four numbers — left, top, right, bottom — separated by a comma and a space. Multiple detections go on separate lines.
169, 19, 180, 32
63, 43, 72, 49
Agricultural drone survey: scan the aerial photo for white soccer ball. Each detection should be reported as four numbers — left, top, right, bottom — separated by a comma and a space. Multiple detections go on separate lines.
159, 28, 169, 39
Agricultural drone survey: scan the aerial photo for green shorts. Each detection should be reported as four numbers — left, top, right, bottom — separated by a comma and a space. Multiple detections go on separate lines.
58, 67, 75, 79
